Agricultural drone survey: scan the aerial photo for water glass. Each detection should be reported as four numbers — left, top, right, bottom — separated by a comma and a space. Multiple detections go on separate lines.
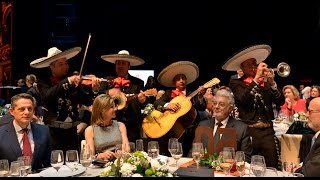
9, 161, 20, 177
136, 139, 144, 152
17, 156, 31, 175
148, 141, 159, 159
250, 155, 266, 177
0, 159, 9, 177
51, 150, 64, 172
66, 150, 79, 171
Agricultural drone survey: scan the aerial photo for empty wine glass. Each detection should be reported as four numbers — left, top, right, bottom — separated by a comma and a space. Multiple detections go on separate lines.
168, 138, 178, 154
191, 143, 204, 169
128, 142, 136, 153
50, 150, 64, 172
80, 144, 94, 176
136, 139, 144, 152
66, 150, 79, 171
235, 151, 246, 177
250, 155, 266, 177
148, 141, 159, 159
17, 156, 31, 175
169, 142, 183, 167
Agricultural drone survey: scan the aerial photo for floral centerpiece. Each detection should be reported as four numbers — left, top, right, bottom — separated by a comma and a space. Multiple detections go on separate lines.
99, 151, 174, 177
293, 112, 307, 122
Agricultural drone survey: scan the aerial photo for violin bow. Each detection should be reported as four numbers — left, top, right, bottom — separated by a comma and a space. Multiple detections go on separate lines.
79, 33, 92, 77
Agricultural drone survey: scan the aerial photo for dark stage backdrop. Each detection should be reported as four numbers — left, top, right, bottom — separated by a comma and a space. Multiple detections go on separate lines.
11, 0, 320, 90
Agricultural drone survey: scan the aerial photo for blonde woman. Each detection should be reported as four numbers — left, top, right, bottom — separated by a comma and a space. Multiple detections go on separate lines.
281, 85, 306, 116
84, 94, 129, 160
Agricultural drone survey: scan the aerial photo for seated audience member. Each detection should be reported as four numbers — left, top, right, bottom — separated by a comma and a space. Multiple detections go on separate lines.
306, 85, 320, 110
198, 93, 214, 121
196, 89, 253, 162
301, 86, 311, 100
0, 112, 13, 126
84, 94, 129, 161
0, 93, 52, 171
280, 85, 306, 116
294, 97, 320, 177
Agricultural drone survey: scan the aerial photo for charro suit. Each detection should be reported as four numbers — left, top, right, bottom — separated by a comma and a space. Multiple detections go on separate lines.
198, 117, 253, 162
0, 121, 52, 171
153, 89, 206, 157
295, 135, 320, 177
229, 76, 284, 168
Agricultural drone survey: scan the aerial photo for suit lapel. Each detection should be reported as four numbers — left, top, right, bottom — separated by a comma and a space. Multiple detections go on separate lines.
31, 123, 40, 162
6, 122, 23, 157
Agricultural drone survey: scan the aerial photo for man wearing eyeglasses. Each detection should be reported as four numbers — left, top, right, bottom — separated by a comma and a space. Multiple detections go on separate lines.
294, 97, 320, 176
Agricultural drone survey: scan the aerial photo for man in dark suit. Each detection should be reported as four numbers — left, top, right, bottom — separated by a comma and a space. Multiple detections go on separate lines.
197, 89, 253, 162
294, 97, 320, 176
222, 44, 284, 168
153, 61, 206, 156
0, 93, 52, 171
230, 69, 244, 80
0, 112, 13, 126
97, 50, 147, 143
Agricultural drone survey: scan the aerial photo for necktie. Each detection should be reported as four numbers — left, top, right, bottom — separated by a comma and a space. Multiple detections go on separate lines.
216, 122, 223, 128
22, 128, 32, 158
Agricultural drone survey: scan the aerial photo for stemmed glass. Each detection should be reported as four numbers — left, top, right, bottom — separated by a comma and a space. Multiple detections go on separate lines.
0, 159, 9, 177
128, 142, 136, 153
169, 142, 183, 167
235, 151, 246, 177
168, 138, 178, 154
219, 150, 234, 176
148, 141, 160, 159
65, 150, 79, 171
80, 144, 94, 176
114, 143, 124, 158
136, 139, 144, 152
250, 155, 266, 177
51, 150, 64, 172
191, 143, 204, 169
17, 156, 31, 175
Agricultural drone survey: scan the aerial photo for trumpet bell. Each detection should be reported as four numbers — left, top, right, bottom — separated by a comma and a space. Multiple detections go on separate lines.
276, 62, 290, 77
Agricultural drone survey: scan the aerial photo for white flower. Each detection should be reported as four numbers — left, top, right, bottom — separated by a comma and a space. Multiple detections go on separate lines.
293, 113, 299, 118
131, 173, 144, 177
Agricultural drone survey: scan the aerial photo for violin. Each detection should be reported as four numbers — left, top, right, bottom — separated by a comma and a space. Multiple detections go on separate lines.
80, 75, 113, 86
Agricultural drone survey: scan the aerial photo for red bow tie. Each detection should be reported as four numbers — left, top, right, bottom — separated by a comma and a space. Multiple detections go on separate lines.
113, 77, 130, 88
171, 89, 185, 98
243, 77, 264, 87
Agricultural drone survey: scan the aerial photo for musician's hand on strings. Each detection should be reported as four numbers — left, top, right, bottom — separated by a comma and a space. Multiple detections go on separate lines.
88, 75, 101, 91
167, 103, 180, 112
137, 90, 146, 104
69, 75, 81, 87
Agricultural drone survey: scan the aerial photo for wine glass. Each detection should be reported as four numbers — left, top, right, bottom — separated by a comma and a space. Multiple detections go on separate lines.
0, 159, 9, 177
136, 139, 144, 152
9, 161, 20, 177
191, 143, 204, 169
235, 151, 246, 177
219, 150, 234, 176
80, 144, 94, 176
250, 155, 266, 177
17, 156, 31, 175
169, 142, 183, 167
51, 150, 64, 172
148, 141, 159, 159
66, 150, 79, 171
168, 138, 178, 154
265, 167, 278, 177
114, 143, 123, 158
128, 142, 136, 153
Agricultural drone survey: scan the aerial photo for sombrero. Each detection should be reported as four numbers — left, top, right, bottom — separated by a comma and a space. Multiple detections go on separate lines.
101, 50, 145, 66
30, 47, 81, 68
222, 44, 271, 71
157, 61, 199, 87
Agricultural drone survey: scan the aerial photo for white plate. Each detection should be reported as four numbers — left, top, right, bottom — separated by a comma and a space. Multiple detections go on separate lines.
39, 165, 86, 177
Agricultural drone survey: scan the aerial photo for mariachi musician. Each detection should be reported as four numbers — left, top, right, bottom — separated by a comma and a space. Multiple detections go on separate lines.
153, 61, 206, 157
29, 47, 98, 153
95, 50, 147, 143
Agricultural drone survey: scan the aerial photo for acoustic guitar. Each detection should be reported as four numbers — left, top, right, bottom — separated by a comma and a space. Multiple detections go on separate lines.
142, 78, 220, 139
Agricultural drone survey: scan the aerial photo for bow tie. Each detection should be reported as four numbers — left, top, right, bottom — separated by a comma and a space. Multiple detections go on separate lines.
171, 89, 185, 98
113, 77, 130, 88
243, 77, 264, 87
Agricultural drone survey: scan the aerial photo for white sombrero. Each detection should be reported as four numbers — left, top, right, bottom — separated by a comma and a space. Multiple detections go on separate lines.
101, 50, 145, 66
222, 44, 271, 71
30, 47, 82, 68
157, 61, 199, 87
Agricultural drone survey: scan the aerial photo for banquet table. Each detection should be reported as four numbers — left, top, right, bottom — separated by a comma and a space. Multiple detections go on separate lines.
27, 157, 285, 177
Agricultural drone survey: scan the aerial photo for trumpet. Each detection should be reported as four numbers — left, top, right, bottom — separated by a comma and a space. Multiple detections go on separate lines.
268, 62, 291, 77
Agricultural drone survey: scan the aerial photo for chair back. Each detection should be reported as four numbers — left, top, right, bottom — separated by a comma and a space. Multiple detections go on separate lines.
280, 134, 303, 165
194, 126, 214, 155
